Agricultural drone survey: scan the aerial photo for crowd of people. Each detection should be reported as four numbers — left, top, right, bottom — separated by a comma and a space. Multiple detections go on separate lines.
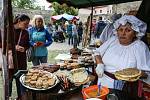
46, 20, 84, 48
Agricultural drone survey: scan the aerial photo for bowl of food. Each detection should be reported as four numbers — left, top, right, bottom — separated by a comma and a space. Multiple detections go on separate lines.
82, 85, 109, 100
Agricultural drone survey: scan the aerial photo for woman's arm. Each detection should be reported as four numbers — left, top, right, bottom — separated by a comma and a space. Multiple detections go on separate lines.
28, 27, 36, 46
95, 55, 105, 78
44, 30, 53, 47
95, 55, 103, 64
135, 41, 150, 72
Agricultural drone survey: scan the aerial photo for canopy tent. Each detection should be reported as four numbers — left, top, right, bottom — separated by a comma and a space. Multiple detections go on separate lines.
47, 0, 144, 46
51, 13, 79, 21
47, 0, 141, 8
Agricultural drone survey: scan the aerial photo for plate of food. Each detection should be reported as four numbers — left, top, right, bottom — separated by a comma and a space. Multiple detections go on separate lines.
68, 68, 89, 85
20, 69, 59, 90
114, 68, 142, 82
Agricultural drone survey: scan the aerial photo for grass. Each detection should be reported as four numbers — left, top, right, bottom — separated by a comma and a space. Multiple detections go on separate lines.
0, 50, 68, 99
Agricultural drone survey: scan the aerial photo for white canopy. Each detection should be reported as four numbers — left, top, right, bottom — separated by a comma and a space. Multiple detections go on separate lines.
51, 13, 79, 21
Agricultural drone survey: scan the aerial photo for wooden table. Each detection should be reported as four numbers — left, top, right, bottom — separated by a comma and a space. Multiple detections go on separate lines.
21, 85, 83, 100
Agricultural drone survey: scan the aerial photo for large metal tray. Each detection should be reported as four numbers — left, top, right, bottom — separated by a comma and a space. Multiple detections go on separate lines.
19, 73, 59, 91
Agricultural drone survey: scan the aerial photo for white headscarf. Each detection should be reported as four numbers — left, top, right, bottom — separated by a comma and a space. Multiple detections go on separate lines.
113, 15, 147, 38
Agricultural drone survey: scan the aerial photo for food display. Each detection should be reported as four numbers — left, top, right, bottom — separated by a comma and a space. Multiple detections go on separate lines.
70, 48, 82, 55
59, 75, 75, 91
70, 48, 82, 59
20, 69, 59, 90
57, 60, 80, 70
32, 64, 60, 73
42, 65, 60, 73
68, 68, 88, 85
77, 51, 94, 66
114, 68, 142, 82
54, 70, 70, 77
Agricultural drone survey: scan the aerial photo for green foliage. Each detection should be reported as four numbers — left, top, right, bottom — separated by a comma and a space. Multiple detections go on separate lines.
52, 2, 78, 16
12, 0, 40, 9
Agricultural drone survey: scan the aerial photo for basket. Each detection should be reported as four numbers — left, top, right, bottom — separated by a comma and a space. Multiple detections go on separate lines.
82, 85, 109, 100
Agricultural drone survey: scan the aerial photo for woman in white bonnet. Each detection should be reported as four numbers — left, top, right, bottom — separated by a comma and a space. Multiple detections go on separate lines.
94, 15, 150, 100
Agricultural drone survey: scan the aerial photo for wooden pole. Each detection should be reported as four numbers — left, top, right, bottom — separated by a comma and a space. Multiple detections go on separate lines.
89, 6, 93, 42
2, 0, 9, 99
1, 0, 18, 99
8, 0, 18, 72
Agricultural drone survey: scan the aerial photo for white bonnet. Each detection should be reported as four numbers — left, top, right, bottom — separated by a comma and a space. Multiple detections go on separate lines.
113, 15, 147, 38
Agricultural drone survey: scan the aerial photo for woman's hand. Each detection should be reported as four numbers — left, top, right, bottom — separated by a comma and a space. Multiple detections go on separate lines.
33, 42, 44, 47
95, 55, 104, 78
96, 64, 104, 78
16, 45, 25, 52
37, 42, 44, 46
140, 71, 148, 79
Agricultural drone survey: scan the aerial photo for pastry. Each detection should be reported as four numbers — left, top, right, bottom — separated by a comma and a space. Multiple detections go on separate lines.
115, 68, 141, 82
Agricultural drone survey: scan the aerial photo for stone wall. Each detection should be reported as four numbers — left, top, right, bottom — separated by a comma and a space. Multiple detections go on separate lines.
12, 1, 142, 24
13, 8, 52, 24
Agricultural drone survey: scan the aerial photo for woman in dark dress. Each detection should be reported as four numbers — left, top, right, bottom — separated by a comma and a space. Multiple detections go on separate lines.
9, 14, 30, 99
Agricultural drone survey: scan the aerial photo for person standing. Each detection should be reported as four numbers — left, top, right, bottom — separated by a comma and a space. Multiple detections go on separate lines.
72, 20, 79, 48
78, 21, 83, 43
99, 13, 122, 43
28, 15, 53, 66
9, 14, 30, 99
46, 23, 54, 36
92, 19, 97, 38
67, 21, 73, 45
95, 16, 107, 38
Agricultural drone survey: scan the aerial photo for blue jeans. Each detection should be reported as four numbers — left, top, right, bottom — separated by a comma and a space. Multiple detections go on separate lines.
68, 34, 73, 45
32, 56, 47, 66
73, 35, 79, 48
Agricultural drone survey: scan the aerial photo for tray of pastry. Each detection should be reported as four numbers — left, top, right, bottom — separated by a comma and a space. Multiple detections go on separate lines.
68, 68, 89, 85
20, 69, 59, 90
114, 68, 142, 82
32, 64, 60, 73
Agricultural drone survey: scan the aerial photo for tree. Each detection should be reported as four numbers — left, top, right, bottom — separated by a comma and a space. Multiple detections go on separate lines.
52, 2, 78, 16
12, 0, 40, 9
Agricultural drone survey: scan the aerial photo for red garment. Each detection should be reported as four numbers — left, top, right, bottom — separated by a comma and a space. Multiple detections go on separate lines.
14, 29, 30, 70
92, 22, 96, 33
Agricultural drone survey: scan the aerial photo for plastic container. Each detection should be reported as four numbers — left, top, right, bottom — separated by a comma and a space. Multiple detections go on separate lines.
82, 85, 109, 100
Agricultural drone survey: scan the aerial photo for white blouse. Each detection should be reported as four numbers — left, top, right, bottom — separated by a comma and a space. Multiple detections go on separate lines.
95, 37, 150, 73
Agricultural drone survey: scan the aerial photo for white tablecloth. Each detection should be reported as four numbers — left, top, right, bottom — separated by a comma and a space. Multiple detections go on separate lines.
55, 53, 71, 60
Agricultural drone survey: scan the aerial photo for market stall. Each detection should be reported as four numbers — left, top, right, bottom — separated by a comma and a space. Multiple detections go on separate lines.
47, 0, 150, 100
14, 48, 100, 100
1, 0, 150, 99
